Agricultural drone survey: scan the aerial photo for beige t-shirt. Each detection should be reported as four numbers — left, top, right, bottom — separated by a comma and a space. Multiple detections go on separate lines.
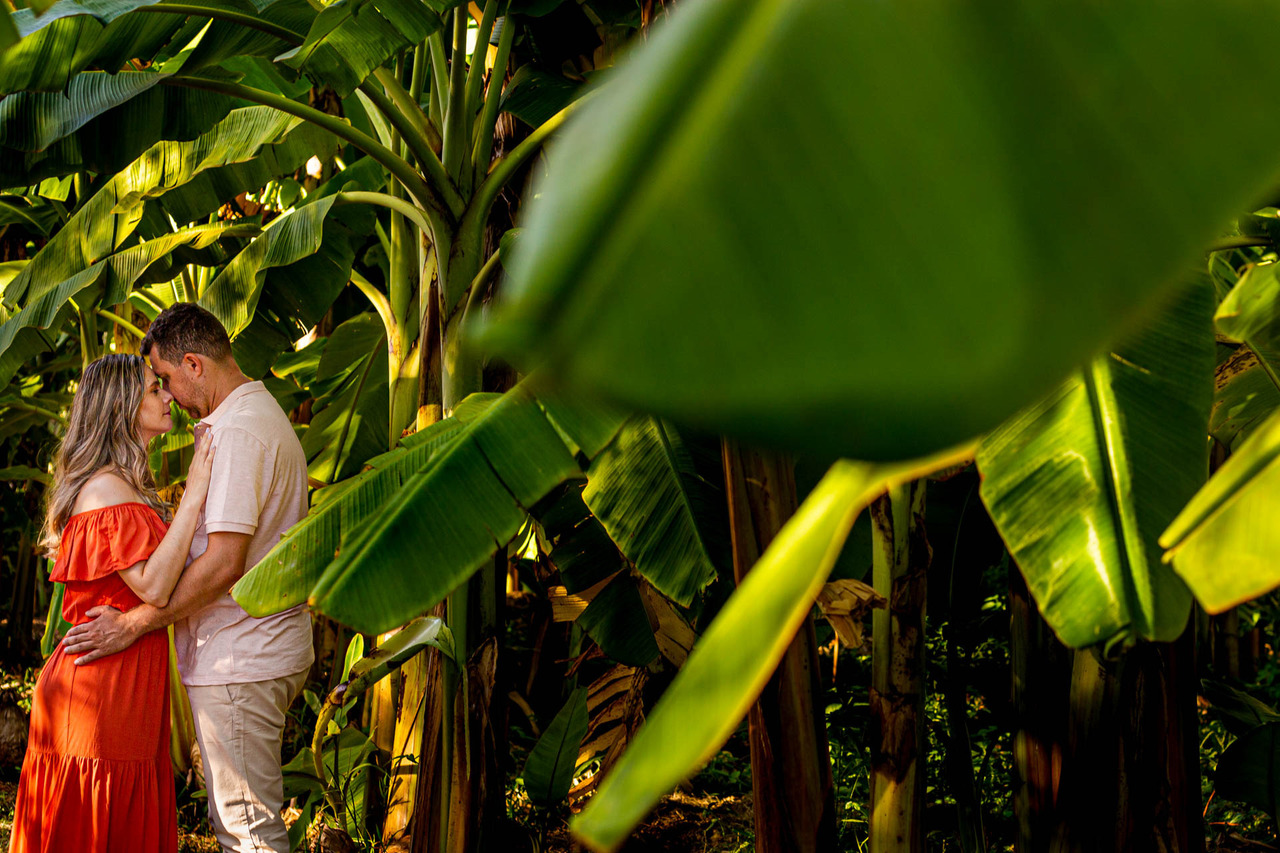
174, 381, 314, 686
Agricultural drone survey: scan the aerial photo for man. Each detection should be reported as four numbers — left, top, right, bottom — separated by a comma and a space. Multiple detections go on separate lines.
63, 302, 314, 853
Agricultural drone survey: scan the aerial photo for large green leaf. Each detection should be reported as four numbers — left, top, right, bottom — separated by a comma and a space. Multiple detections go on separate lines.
156, 119, 340, 226
232, 415, 468, 617
523, 687, 589, 807
277, 0, 450, 97
484, 0, 1280, 462
0, 221, 257, 385
4, 106, 299, 311
307, 385, 588, 632
582, 416, 724, 607
571, 459, 895, 851
0, 71, 234, 186
2, 1, 182, 94
1161, 404, 1280, 612
201, 195, 353, 338
300, 313, 389, 482
977, 281, 1214, 649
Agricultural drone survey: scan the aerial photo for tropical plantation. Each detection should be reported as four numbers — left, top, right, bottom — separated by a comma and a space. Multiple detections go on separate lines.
6, 0, 1280, 851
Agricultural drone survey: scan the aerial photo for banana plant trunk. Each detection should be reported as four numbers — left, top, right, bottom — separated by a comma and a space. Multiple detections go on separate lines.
1009, 564, 1069, 853
1051, 627, 1203, 853
722, 441, 837, 853
869, 481, 928, 853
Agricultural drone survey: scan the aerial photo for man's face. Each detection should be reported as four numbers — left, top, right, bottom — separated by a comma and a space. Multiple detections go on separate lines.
148, 351, 206, 418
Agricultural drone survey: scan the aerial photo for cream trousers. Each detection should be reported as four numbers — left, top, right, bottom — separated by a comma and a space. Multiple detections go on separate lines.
187, 669, 309, 853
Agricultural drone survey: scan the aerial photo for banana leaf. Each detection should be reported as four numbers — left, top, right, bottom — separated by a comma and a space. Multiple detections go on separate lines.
484, 0, 1280, 462
977, 280, 1214, 649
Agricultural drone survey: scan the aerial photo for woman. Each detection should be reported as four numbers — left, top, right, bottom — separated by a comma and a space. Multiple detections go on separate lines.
9, 353, 215, 853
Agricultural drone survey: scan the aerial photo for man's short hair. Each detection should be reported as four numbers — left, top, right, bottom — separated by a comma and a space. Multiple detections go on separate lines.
141, 302, 233, 364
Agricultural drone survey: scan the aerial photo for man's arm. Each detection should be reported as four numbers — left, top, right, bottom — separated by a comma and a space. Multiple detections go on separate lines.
62, 531, 252, 664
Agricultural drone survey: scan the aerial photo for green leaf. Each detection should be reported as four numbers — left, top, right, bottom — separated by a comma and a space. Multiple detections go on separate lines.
156, 118, 340, 226
582, 416, 723, 607
1161, 404, 1280, 612
1215, 722, 1280, 817
576, 572, 660, 667
2, 2, 182, 95
571, 459, 893, 851
232, 415, 468, 616
1211, 346, 1280, 451
307, 384, 585, 633
340, 633, 364, 682
523, 687, 589, 807
1217, 263, 1280, 352
41, 580, 70, 658
0, 196, 61, 236
346, 615, 449, 693
0, 11, 19, 53
0, 464, 51, 485
1202, 679, 1280, 738
500, 66, 581, 129
278, 0, 450, 97
484, 0, 1280, 462
0, 220, 258, 386
4, 106, 298, 312
0, 71, 235, 186
977, 280, 1214, 649
201, 195, 349, 339
301, 314, 388, 482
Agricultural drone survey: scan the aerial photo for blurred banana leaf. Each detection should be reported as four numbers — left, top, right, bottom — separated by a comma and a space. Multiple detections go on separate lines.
571, 454, 955, 851
484, 0, 1280, 462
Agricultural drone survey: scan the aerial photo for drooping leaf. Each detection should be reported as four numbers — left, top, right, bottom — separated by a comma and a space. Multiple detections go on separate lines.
0, 197, 60, 236
576, 572, 660, 667
0, 220, 258, 385
484, 0, 1280, 462
307, 384, 587, 633
523, 687, 590, 807
1161, 404, 1280, 612
301, 313, 389, 482
0, 71, 235, 186
500, 66, 581, 129
1215, 722, 1280, 817
1202, 679, 1280, 738
232, 415, 468, 617
1, 1, 182, 94
571, 460, 896, 852
4, 106, 299, 312
582, 416, 724, 606
278, 0, 450, 97
977, 280, 1214, 649
155, 118, 340, 226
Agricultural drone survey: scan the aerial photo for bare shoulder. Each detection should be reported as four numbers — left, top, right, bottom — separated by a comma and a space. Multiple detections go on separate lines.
73, 470, 145, 514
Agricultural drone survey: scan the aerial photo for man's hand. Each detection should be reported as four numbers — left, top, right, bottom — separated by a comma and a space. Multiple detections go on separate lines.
62, 606, 142, 664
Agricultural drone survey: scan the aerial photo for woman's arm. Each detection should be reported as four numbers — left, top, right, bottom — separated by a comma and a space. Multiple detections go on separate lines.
115, 439, 216, 607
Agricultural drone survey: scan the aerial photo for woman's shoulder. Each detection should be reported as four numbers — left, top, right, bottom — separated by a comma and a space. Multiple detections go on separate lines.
72, 470, 147, 515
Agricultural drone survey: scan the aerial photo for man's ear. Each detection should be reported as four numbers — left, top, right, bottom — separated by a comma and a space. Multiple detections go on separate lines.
183, 353, 204, 378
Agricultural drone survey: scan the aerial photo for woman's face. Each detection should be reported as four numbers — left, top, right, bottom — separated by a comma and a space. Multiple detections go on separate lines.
136, 364, 174, 444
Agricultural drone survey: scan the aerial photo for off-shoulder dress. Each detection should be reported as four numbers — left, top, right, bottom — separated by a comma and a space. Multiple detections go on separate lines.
9, 502, 178, 853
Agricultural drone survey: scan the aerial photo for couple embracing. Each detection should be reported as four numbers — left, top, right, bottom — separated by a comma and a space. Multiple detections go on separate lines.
10, 303, 314, 853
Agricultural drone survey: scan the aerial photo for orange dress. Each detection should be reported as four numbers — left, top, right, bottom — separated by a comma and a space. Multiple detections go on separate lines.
9, 503, 177, 853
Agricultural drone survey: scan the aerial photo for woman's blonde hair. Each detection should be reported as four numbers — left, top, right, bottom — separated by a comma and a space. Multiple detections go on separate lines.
40, 353, 170, 556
